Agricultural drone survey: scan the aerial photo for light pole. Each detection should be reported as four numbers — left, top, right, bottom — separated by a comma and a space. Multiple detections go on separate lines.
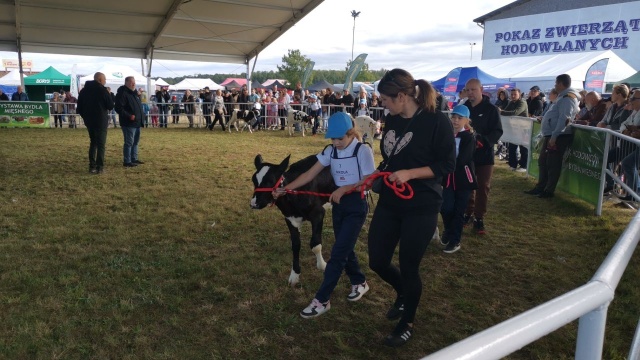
469, 42, 476, 61
351, 10, 361, 62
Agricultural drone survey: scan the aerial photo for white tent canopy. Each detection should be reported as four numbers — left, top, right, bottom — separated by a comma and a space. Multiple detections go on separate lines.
155, 78, 170, 87
170, 78, 223, 91
79, 64, 153, 91
412, 50, 636, 92
0, 69, 23, 86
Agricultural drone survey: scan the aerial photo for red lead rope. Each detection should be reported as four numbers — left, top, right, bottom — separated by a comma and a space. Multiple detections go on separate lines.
253, 171, 414, 200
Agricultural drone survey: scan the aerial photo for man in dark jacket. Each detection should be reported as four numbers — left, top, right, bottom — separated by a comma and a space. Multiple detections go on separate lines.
115, 76, 145, 167
463, 78, 503, 235
155, 87, 170, 128
11, 86, 29, 101
526, 86, 545, 117
77, 72, 113, 174
0, 88, 9, 101
500, 88, 529, 172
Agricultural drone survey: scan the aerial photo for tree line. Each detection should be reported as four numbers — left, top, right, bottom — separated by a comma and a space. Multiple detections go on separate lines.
161, 49, 387, 87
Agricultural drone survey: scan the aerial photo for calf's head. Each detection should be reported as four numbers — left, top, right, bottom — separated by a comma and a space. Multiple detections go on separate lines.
250, 154, 290, 209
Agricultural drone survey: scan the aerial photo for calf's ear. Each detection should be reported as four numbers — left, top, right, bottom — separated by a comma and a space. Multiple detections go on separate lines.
278, 155, 290, 172
254, 154, 263, 169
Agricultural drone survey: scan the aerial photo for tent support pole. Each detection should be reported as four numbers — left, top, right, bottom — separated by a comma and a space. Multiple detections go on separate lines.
247, 54, 258, 93
15, 0, 25, 87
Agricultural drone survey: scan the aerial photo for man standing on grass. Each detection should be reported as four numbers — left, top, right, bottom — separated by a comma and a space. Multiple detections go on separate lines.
77, 72, 113, 174
115, 76, 145, 168
524, 74, 580, 198
463, 78, 503, 235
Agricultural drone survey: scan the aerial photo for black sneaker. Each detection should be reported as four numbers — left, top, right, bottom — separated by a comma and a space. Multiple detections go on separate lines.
474, 218, 486, 235
524, 188, 543, 195
384, 322, 413, 347
463, 214, 473, 227
133, 160, 145, 165
443, 243, 461, 254
97, 168, 104, 174
386, 299, 404, 320
537, 191, 554, 198
123, 162, 138, 167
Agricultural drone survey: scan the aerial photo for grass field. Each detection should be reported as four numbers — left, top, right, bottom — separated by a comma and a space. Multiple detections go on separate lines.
0, 126, 638, 360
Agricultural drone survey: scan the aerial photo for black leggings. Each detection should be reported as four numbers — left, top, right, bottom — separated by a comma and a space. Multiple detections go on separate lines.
212, 108, 226, 130
368, 204, 437, 324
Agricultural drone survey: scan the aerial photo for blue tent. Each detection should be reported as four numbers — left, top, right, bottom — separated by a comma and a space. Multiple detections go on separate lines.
431, 67, 515, 93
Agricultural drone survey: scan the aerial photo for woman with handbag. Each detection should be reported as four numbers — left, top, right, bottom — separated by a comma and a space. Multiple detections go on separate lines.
364, 68, 455, 347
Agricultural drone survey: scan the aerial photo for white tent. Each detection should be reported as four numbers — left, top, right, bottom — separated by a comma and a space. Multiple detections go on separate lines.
0, 69, 23, 86
412, 50, 636, 92
79, 64, 151, 91
170, 78, 223, 91
155, 78, 170, 87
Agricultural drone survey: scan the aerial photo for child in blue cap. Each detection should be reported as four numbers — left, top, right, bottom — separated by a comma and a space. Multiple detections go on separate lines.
440, 105, 477, 253
273, 112, 375, 318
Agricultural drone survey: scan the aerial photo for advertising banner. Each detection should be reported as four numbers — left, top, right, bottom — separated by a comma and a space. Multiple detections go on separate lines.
526, 124, 605, 206
584, 58, 609, 93
442, 67, 462, 106
301, 61, 315, 89
0, 101, 50, 128
343, 53, 368, 93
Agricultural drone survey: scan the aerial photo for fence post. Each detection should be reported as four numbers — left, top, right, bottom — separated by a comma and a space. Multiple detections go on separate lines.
575, 303, 609, 360
597, 132, 612, 216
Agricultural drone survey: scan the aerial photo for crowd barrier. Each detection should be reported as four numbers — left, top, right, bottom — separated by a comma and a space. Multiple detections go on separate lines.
0, 100, 386, 131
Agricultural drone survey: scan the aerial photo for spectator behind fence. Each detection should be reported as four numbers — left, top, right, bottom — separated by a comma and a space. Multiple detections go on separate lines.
619, 90, 640, 199
575, 92, 607, 126
598, 84, 631, 131
11, 85, 29, 101
494, 89, 509, 110
50, 92, 64, 128
182, 89, 195, 128
527, 86, 545, 117
64, 91, 77, 128
539, 89, 559, 119
524, 74, 580, 198
76, 72, 113, 174
500, 88, 529, 172
106, 87, 117, 128
115, 76, 145, 168
0, 88, 8, 101
155, 87, 170, 128
463, 78, 503, 235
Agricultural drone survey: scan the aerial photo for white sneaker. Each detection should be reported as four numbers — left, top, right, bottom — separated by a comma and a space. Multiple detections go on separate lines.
516, 167, 527, 173
509, 167, 517, 171
300, 299, 330, 319
347, 281, 369, 302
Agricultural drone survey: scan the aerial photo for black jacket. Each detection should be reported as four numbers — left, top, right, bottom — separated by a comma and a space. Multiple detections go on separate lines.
442, 130, 477, 191
527, 95, 545, 117
464, 96, 503, 166
155, 90, 170, 111
0, 93, 8, 101
115, 86, 144, 128
77, 80, 113, 128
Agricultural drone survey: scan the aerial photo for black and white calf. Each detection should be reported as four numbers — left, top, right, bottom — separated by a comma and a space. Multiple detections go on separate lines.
250, 154, 337, 286
286, 109, 313, 137
228, 109, 260, 133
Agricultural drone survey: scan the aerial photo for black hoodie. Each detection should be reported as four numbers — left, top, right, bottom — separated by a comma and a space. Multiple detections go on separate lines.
115, 85, 144, 128
77, 80, 113, 128
464, 95, 503, 166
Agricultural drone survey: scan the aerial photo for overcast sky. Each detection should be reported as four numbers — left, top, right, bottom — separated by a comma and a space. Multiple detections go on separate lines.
0, 0, 514, 79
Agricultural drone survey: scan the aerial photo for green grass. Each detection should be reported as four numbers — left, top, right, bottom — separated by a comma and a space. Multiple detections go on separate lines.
0, 127, 638, 360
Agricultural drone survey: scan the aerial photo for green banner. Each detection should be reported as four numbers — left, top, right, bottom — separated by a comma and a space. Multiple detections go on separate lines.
527, 125, 605, 206
343, 53, 367, 93
301, 61, 315, 89
0, 101, 51, 128
557, 128, 606, 205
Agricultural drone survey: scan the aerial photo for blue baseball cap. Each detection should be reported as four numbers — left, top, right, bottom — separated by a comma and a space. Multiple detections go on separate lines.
325, 112, 353, 139
451, 104, 470, 118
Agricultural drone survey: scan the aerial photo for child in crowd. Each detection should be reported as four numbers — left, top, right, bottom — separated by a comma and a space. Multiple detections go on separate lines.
273, 112, 375, 318
440, 105, 477, 253
150, 102, 159, 128
355, 98, 370, 117
308, 94, 322, 135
